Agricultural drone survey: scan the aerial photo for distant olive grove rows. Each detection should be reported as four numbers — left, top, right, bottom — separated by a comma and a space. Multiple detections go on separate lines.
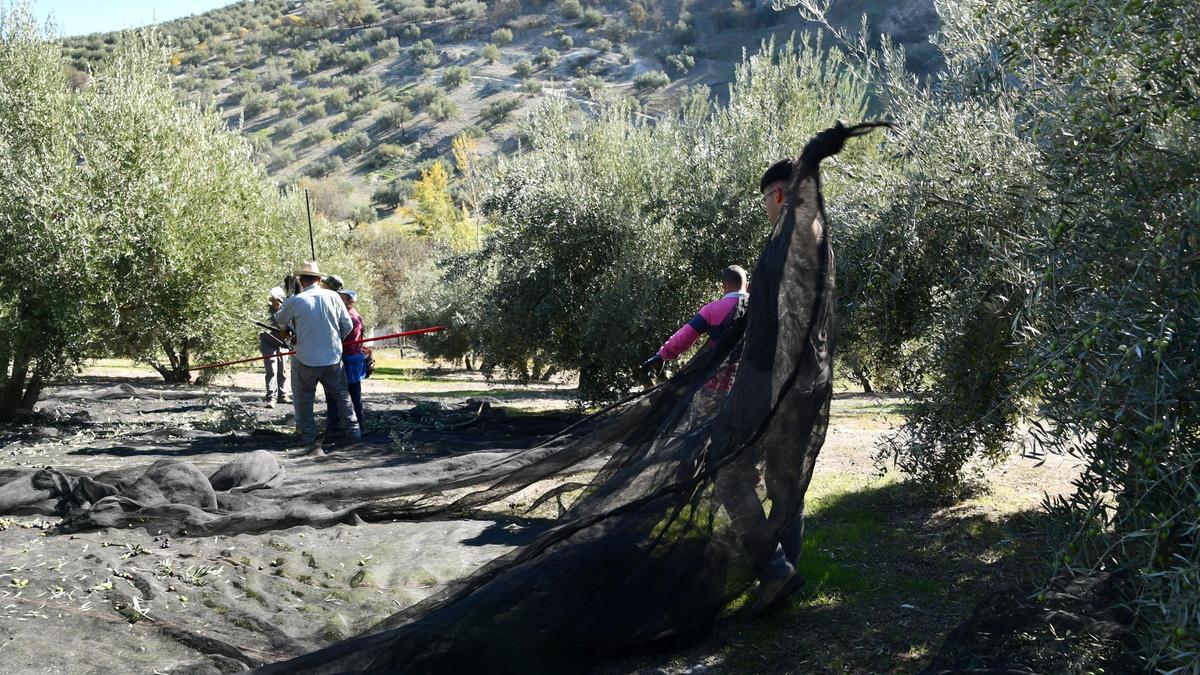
60, 0, 938, 226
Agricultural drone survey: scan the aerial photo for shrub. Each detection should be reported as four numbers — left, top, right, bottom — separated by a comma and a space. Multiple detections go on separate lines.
604, 20, 630, 44
277, 98, 298, 116
573, 74, 603, 98
410, 38, 435, 58
589, 37, 612, 52
400, 24, 420, 39
304, 101, 328, 120
559, 0, 582, 20
316, 39, 339, 66
347, 74, 381, 98
633, 70, 669, 92
480, 43, 501, 63
274, 118, 302, 139
629, 2, 649, 28
521, 78, 542, 95
346, 100, 374, 119
268, 147, 295, 168
339, 49, 373, 72
665, 49, 695, 75
480, 96, 520, 126
441, 66, 470, 89
447, 24, 473, 41
334, 0, 373, 25
449, 1, 486, 20
340, 130, 371, 156
428, 96, 458, 121
361, 27, 387, 45
351, 204, 376, 226
558, 34, 574, 49
304, 127, 332, 146
324, 87, 351, 113
371, 178, 413, 207
673, 19, 693, 44
409, 83, 441, 108
416, 52, 440, 70
374, 143, 406, 165
578, 8, 604, 28
379, 103, 413, 130
513, 60, 533, 78
264, 55, 288, 83
305, 155, 343, 177
459, 124, 485, 139
238, 44, 262, 65
241, 92, 271, 118
491, 27, 513, 45
375, 37, 400, 57
534, 47, 558, 69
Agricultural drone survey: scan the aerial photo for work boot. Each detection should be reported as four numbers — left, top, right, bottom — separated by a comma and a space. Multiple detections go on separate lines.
289, 440, 321, 456
751, 569, 806, 614
751, 543, 806, 613
325, 431, 361, 448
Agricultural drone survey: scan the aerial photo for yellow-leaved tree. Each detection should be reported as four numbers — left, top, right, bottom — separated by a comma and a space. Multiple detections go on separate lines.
409, 161, 477, 252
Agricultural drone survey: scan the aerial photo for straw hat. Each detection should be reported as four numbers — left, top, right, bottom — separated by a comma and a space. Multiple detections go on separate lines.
294, 261, 322, 278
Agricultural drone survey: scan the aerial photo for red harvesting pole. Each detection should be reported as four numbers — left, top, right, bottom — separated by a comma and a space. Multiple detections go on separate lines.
190, 326, 447, 371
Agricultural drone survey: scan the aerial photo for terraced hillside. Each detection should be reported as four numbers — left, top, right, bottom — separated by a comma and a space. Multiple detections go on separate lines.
61, 0, 938, 224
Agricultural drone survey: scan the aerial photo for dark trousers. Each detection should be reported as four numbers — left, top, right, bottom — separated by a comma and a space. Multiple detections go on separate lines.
292, 360, 358, 444
328, 380, 364, 435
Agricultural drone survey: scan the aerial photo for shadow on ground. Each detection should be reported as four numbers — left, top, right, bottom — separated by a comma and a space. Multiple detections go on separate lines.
601, 479, 1056, 674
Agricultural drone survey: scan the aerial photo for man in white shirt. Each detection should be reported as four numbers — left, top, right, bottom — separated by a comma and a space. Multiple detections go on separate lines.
274, 261, 360, 455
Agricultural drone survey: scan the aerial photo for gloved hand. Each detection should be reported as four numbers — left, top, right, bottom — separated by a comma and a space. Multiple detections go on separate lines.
640, 354, 664, 378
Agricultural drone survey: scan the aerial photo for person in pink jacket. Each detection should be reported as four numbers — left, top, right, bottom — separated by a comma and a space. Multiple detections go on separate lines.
641, 265, 748, 383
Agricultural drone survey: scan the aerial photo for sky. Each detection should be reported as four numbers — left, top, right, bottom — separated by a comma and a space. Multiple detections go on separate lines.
32, 0, 236, 37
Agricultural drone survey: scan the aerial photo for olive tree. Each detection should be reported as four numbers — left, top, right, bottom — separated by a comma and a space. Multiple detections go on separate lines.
472, 36, 874, 400
0, 6, 99, 410
787, 0, 1199, 667
76, 37, 297, 382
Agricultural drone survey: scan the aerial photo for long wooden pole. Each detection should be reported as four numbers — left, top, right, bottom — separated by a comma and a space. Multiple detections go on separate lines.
304, 187, 316, 261
190, 326, 446, 371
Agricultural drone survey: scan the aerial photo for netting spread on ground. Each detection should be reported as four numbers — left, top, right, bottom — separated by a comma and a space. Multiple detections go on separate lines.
0, 124, 878, 673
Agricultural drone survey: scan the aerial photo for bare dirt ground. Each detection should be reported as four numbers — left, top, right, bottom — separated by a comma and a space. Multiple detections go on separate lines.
0, 356, 1080, 674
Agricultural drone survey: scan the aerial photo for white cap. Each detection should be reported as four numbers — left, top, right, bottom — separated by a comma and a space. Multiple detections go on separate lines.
269, 286, 286, 301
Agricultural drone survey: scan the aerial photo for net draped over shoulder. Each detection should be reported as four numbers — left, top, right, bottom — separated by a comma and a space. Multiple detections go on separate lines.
252, 122, 886, 674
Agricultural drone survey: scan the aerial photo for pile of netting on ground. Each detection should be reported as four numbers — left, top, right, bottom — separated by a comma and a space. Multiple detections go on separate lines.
0, 123, 879, 672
